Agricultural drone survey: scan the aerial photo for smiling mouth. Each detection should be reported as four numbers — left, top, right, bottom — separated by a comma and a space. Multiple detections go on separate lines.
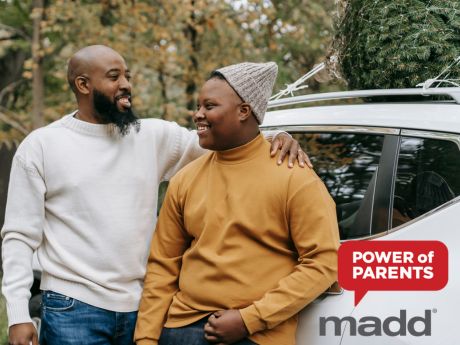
196, 124, 210, 133
116, 95, 132, 109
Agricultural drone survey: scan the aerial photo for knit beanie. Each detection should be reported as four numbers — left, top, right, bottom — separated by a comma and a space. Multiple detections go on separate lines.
216, 62, 278, 124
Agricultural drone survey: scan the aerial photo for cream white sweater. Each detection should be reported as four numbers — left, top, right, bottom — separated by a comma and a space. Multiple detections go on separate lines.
1, 113, 279, 326
2, 113, 205, 326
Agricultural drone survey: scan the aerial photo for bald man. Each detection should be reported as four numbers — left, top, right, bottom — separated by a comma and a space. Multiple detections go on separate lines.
1, 45, 310, 345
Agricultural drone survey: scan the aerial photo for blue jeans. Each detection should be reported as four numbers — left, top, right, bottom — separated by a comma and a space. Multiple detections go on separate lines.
159, 317, 257, 345
40, 290, 137, 345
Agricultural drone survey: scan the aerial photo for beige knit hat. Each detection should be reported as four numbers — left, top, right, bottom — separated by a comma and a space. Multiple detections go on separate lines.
216, 62, 278, 124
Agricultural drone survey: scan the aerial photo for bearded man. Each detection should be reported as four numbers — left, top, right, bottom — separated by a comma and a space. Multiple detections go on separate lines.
1, 45, 309, 345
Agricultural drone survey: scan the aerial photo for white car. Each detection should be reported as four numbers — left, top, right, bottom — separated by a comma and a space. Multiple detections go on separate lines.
262, 88, 460, 345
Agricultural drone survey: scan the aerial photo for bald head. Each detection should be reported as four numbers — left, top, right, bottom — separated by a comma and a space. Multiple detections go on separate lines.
67, 45, 124, 93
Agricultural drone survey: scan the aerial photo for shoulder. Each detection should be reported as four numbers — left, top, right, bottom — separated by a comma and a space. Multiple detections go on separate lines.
287, 165, 335, 205
140, 118, 186, 134
169, 152, 213, 187
22, 114, 74, 142
265, 155, 320, 187
14, 114, 75, 160
289, 164, 323, 185
139, 117, 169, 127
139, 118, 194, 142
172, 152, 213, 180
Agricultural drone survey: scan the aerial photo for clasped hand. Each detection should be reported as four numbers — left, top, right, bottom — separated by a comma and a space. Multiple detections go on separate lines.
204, 310, 249, 345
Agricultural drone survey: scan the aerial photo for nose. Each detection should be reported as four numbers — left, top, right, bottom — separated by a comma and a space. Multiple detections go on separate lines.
193, 105, 205, 122
119, 75, 132, 92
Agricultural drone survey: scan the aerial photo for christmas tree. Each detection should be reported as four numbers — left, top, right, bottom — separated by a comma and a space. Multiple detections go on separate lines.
333, 0, 460, 89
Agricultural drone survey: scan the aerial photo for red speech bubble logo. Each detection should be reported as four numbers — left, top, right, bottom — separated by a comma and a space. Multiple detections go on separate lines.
338, 240, 448, 306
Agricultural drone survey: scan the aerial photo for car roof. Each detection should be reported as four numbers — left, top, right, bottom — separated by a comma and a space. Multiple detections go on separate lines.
262, 102, 460, 134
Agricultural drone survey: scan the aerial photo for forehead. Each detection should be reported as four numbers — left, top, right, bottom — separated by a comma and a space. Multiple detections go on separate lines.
200, 78, 241, 101
90, 51, 128, 75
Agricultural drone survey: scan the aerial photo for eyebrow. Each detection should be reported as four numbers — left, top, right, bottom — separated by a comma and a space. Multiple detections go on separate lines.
197, 98, 217, 104
105, 69, 131, 74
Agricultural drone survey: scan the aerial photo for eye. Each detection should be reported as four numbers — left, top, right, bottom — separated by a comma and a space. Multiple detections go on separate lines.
126, 74, 132, 81
205, 103, 215, 110
109, 75, 119, 81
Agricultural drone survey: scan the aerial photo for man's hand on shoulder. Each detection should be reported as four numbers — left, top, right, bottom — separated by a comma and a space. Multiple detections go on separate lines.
270, 132, 313, 168
8, 322, 38, 345
204, 310, 249, 344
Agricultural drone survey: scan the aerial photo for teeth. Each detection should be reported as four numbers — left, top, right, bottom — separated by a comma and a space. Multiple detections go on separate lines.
197, 125, 209, 131
118, 97, 131, 108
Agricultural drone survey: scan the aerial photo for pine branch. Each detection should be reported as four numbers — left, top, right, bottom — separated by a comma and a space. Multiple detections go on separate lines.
0, 80, 23, 104
0, 23, 30, 41
0, 107, 29, 136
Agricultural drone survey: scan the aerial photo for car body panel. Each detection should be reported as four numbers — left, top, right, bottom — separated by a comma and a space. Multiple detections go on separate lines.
262, 103, 460, 134
341, 198, 460, 345
261, 95, 460, 345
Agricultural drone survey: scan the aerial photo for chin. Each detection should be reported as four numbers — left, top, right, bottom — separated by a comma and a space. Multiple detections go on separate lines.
198, 138, 218, 150
198, 140, 211, 150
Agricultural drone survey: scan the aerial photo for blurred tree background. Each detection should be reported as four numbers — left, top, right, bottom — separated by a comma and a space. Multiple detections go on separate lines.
0, 0, 338, 145
0, 2, 338, 341
1, 0, 459, 144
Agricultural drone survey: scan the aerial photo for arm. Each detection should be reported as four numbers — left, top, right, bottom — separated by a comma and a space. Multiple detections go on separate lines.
239, 174, 340, 334
134, 179, 191, 345
205, 172, 339, 342
160, 122, 311, 182
160, 121, 205, 181
1, 139, 45, 345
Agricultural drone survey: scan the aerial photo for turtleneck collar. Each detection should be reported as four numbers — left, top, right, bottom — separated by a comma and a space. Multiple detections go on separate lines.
61, 111, 117, 137
215, 133, 265, 164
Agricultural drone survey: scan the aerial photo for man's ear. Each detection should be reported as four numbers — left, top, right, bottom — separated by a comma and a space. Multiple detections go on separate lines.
75, 76, 90, 95
238, 103, 252, 122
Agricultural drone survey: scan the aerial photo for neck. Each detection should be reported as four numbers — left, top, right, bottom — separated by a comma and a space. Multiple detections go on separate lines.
221, 126, 260, 151
75, 102, 102, 124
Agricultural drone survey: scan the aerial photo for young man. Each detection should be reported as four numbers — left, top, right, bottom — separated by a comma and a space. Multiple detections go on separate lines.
1, 46, 309, 345
134, 62, 340, 345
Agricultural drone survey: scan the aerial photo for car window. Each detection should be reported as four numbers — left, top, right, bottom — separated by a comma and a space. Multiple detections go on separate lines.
292, 132, 385, 240
392, 136, 460, 227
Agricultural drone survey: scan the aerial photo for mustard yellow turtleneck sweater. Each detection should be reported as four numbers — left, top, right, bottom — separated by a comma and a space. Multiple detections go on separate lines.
134, 134, 340, 345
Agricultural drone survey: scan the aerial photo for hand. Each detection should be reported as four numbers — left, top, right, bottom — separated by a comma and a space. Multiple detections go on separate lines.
204, 310, 249, 344
270, 133, 313, 168
8, 322, 38, 345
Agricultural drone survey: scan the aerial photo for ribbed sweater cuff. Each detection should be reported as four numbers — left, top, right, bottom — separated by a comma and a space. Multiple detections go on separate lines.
262, 130, 288, 142
239, 305, 266, 335
6, 300, 32, 327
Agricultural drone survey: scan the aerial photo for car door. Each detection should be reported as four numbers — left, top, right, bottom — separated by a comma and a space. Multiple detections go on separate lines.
340, 130, 460, 345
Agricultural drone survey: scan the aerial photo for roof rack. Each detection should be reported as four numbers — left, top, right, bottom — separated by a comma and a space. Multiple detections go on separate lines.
267, 87, 460, 109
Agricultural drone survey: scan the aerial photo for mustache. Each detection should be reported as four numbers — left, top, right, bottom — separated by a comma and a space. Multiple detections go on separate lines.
115, 93, 131, 100
92, 89, 140, 136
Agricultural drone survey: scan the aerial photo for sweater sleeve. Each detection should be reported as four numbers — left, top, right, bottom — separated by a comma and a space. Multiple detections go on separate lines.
159, 121, 282, 182
1, 137, 46, 327
239, 171, 340, 334
134, 178, 191, 345
160, 121, 205, 181
261, 130, 286, 142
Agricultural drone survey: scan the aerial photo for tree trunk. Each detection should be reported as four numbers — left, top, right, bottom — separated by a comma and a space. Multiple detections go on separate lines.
184, 0, 199, 127
158, 64, 170, 120
31, 0, 45, 129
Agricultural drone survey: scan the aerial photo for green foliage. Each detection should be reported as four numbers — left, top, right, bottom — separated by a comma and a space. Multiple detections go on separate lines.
247, 0, 338, 93
335, 0, 460, 89
0, 0, 338, 144
0, 293, 7, 345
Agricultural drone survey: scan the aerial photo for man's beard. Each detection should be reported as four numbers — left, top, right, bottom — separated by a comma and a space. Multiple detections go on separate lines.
93, 89, 140, 136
